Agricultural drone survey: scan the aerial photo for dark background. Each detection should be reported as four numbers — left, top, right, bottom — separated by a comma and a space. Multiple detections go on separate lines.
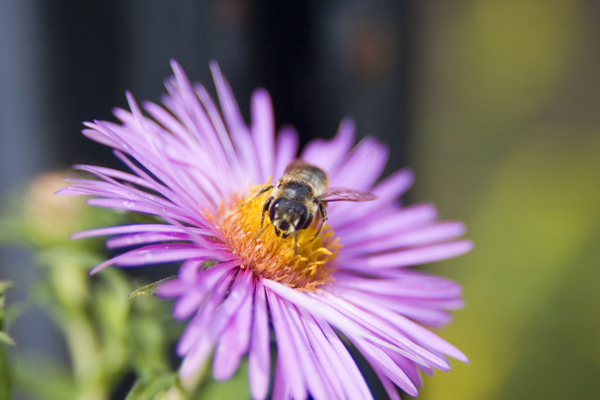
11, 0, 411, 172
2, 1, 600, 399
1, 1, 411, 399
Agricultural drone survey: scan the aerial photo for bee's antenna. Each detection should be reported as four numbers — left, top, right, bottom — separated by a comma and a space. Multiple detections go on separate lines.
254, 222, 272, 240
293, 227, 298, 256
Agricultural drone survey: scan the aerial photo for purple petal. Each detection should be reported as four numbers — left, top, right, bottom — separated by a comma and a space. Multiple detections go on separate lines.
330, 168, 416, 231
371, 364, 402, 400
178, 259, 204, 284
248, 283, 271, 400
154, 279, 187, 298
329, 286, 468, 362
316, 290, 449, 371
251, 89, 275, 184
266, 290, 307, 400
282, 303, 329, 399
387, 352, 424, 387
301, 118, 355, 173
195, 84, 246, 188
311, 316, 373, 400
354, 338, 418, 396
73, 165, 156, 190
105, 231, 191, 249
210, 62, 261, 184
329, 136, 388, 191
271, 360, 292, 400
340, 240, 474, 271
274, 125, 299, 180
178, 270, 235, 358
263, 280, 413, 360
173, 289, 206, 320
297, 314, 347, 399
90, 244, 231, 274
71, 224, 194, 240
336, 202, 436, 242
182, 269, 252, 378
213, 275, 254, 380
342, 221, 467, 256
85, 198, 199, 227
263, 279, 370, 341
332, 273, 462, 299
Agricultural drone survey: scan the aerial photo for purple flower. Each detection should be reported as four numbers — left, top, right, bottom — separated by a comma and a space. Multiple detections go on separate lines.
60, 61, 472, 399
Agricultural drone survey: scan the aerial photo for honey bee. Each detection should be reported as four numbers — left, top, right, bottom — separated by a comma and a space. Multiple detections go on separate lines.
255, 159, 377, 254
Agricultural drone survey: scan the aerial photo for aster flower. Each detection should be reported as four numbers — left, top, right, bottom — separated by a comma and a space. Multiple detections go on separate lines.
60, 61, 472, 400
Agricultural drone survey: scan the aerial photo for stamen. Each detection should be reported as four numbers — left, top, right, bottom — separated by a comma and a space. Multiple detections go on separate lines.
211, 184, 340, 291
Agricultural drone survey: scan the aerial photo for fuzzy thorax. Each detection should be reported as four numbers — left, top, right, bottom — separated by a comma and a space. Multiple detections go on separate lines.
212, 185, 340, 291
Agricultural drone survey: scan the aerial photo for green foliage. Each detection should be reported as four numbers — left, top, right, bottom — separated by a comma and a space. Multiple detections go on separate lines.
0, 281, 15, 348
0, 174, 188, 400
125, 371, 181, 400
413, 1, 600, 399
194, 360, 251, 400
14, 353, 76, 400
0, 333, 14, 349
0, 280, 15, 400
0, 344, 11, 400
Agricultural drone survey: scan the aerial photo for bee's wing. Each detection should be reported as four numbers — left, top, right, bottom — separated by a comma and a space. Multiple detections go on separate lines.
318, 187, 378, 202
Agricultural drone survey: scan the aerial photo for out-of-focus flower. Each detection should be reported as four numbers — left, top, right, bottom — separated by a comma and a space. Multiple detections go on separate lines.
17, 172, 85, 247
60, 61, 472, 399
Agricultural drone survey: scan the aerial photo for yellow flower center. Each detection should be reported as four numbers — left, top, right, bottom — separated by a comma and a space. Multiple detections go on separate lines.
210, 185, 340, 291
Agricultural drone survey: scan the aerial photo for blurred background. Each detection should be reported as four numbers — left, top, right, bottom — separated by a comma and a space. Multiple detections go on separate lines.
1, 0, 599, 399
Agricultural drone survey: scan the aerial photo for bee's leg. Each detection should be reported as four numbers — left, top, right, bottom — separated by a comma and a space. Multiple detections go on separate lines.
254, 222, 272, 240
260, 196, 273, 228
239, 185, 273, 208
293, 229, 298, 256
255, 185, 274, 197
311, 203, 328, 241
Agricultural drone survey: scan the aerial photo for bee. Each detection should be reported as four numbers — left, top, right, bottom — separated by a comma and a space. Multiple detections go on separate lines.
255, 159, 377, 254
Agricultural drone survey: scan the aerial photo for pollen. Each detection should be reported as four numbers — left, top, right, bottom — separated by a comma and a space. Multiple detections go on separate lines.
211, 184, 340, 291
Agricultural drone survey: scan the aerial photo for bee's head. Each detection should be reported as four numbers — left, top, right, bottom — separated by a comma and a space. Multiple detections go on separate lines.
269, 198, 308, 238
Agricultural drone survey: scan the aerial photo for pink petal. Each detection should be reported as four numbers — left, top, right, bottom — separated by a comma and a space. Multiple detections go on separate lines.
213, 275, 254, 380
251, 89, 275, 184
301, 118, 355, 173
105, 231, 191, 249
340, 240, 474, 271
248, 283, 271, 400
90, 244, 230, 274
343, 221, 467, 256
274, 125, 299, 179
266, 290, 307, 400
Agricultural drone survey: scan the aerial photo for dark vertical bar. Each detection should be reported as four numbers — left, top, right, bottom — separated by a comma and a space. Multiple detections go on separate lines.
251, 0, 317, 146
312, 0, 411, 176
41, 1, 125, 168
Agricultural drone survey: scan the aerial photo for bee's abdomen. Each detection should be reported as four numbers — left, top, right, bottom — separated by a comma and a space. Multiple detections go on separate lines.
293, 166, 328, 196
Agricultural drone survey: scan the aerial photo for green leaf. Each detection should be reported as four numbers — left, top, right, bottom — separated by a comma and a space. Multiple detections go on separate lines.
0, 280, 15, 311
14, 353, 76, 400
125, 371, 180, 400
129, 276, 176, 298
0, 345, 11, 399
0, 332, 15, 348
0, 281, 15, 295
194, 360, 251, 400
